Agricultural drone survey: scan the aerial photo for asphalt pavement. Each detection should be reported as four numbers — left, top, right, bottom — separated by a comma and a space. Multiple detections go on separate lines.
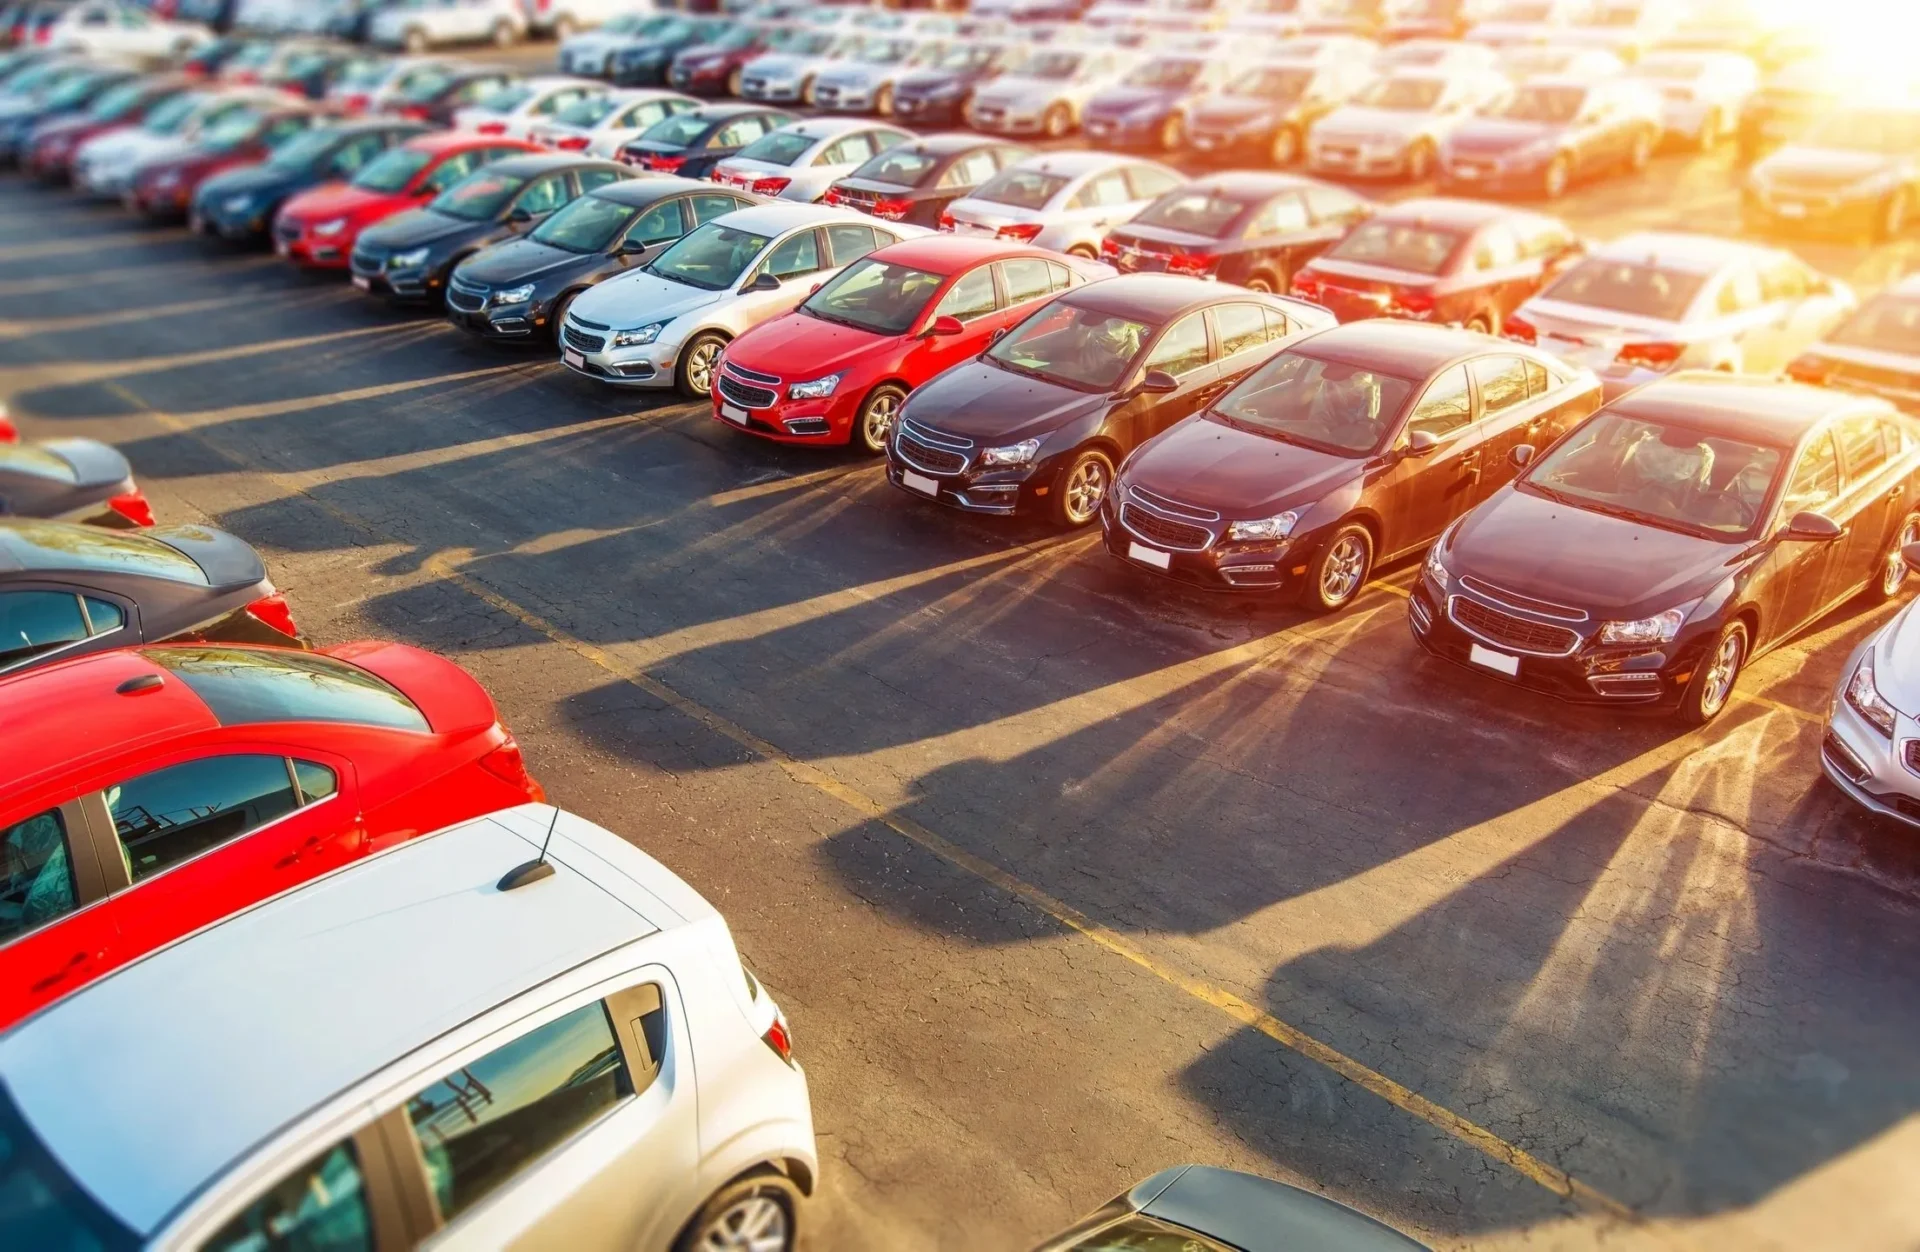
4, 54, 1920, 1251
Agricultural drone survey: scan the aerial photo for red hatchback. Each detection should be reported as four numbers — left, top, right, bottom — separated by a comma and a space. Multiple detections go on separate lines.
0, 642, 543, 1030
715, 237, 1110, 454
272, 132, 539, 269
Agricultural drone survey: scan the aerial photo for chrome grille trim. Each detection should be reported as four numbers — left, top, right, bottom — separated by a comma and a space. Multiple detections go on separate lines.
1446, 595, 1581, 657
898, 419, 972, 450
896, 434, 968, 476
717, 374, 777, 410
1127, 485, 1220, 522
570, 314, 611, 331
563, 325, 605, 353
723, 361, 781, 386
1456, 576, 1588, 623
1119, 503, 1212, 552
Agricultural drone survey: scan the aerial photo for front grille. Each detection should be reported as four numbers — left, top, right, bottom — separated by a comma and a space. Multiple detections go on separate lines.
1456, 576, 1587, 622
1824, 732, 1870, 783
570, 314, 610, 331
742, 78, 766, 93
724, 361, 780, 386
1128, 485, 1218, 521
896, 434, 966, 475
563, 324, 605, 353
717, 373, 776, 410
446, 282, 486, 313
1447, 596, 1581, 656
1120, 503, 1211, 551
349, 248, 381, 275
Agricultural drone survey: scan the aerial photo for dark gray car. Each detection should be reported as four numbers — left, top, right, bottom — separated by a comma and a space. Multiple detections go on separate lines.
0, 438, 149, 526
0, 520, 304, 677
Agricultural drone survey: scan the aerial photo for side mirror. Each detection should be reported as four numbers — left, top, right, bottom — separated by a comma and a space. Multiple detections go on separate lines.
1401, 429, 1440, 457
507, 207, 532, 225
1781, 510, 1843, 542
1903, 541, 1920, 575
1135, 369, 1179, 396
744, 271, 781, 292
618, 238, 652, 256
1508, 442, 1534, 469
924, 314, 964, 337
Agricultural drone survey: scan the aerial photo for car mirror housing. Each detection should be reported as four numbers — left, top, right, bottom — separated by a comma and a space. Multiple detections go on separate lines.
925, 314, 965, 337
619, 239, 651, 256
1782, 510, 1844, 542
1137, 369, 1179, 395
1402, 429, 1440, 457
1508, 442, 1535, 469
507, 207, 532, 225
744, 272, 781, 293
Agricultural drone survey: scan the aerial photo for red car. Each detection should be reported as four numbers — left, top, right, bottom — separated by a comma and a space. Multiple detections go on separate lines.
22, 75, 191, 183
0, 642, 544, 1030
127, 103, 318, 221
1287, 197, 1584, 335
272, 131, 539, 269
714, 236, 1109, 454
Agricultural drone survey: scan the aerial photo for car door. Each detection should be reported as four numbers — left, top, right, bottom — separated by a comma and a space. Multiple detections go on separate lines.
734, 226, 830, 324
1743, 255, 1852, 374
1466, 223, 1531, 324
507, 170, 573, 232
1464, 353, 1547, 505
689, 189, 754, 225
906, 260, 1002, 378
1063, 166, 1134, 237
614, 196, 686, 270
1825, 410, 1906, 604
1762, 427, 1844, 643
1373, 363, 1485, 554
1128, 310, 1217, 448
0, 799, 120, 1025
0, 587, 137, 678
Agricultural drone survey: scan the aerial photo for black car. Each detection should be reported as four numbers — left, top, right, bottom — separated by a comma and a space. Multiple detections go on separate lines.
1081, 52, 1238, 153
824, 132, 1028, 229
607, 14, 732, 87
349, 153, 628, 306
1100, 172, 1372, 293
0, 519, 302, 678
1743, 102, 1920, 242
616, 103, 794, 178
1184, 57, 1375, 167
445, 175, 758, 343
885, 276, 1335, 529
1036, 1165, 1429, 1251
1787, 272, 1920, 414
391, 65, 518, 127
888, 42, 1016, 128
191, 119, 426, 244
1734, 57, 1845, 166
0, 437, 152, 527
0, 63, 134, 165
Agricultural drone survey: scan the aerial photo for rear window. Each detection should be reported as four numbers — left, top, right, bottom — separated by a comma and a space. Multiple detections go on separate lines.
1540, 258, 1707, 322
735, 129, 815, 166
1130, 190, 1248, 238
148, 647, 431, 732
971, 168, 1068, 211
1324, 220, 1463, 276
0, 522, 206, 583
0, 446, 77, 481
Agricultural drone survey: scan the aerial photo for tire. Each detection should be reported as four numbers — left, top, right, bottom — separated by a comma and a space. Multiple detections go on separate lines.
801, 76, 817, 106
1042, 102, 1071, 139
1048, 447, 1113, 529
404, 26, 428, 53
1677, 619, 1746, 726
727, 67, 743, 97
1301, 522, 1373, 613
491, 18, 516, 47
1245, 270, 1278, 294
1465, 312, 1493, 334
1540, 154, 1568, 199
673, 1171, 800, 1252
1867, 511, 1920, 603
855, 384, 906, 455
1269, 123, 1299, 166
1626, 125, 1654, 171
1158, 112, 1183, 152
1879, 188, 1909, 242
875, 84, 894, 116
677, 331, 727, 399
1067, 243, 1097, 259
551, 13, 578, 38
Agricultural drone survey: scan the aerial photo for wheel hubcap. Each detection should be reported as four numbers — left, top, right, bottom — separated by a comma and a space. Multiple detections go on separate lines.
865, 395, 897, 446
1066, 459, 1107, 521
1321, 535, 1367, 603
1546, 162, 1566, 195
688, 344, 719, 393
1701, 631, 1741, 716
1886, 519, 1919, 593
696, 1195, 788, 1252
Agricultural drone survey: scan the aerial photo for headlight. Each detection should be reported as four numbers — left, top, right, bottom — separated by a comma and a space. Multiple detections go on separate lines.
389, 246, 430, 269
222, 193, 253, 214
610, 321, 667, 348
1846, 649, 1899, 737
490, 283, 536, 307
787, 372, 843, 400
1424, 537, 1450, 590
312, 217, 347, 237
1226, 510, 1299, 542
979, 438, 1040, 467
1596, 604, 1691, 646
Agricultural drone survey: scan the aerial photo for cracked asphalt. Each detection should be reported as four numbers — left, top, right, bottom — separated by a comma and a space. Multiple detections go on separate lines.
4, 110, 1920, 1249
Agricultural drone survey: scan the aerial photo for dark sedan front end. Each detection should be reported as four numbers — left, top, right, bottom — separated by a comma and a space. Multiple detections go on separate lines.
887, 414, 1063, 516
1098, 481, 1313, 593
889, 71, 977, 127
1080, 86, 1185, 150
190, 166, 302, 242
1439, 122, 1564, 195
1743, 145, 1908, 238
1185, 99, 1286, 162
444, 243, 596, 343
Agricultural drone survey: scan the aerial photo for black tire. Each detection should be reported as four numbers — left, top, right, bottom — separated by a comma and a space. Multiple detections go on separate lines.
673, 1171, 800, 1252
1042, 102, 1071, 139
855, 384, 906, 455
677, 331, 728, 399
1049, 447, 1113, 529
1301, 522, 1373, 613
1677, 619, 1746, 726
1270, 124, 1300, 166
1866, 511, 1920, 603
1404, 138, 1435, 182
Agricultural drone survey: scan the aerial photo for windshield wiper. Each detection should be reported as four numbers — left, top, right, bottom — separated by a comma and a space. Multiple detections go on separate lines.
801, 306, 869, 331
986, 354, 1053, 383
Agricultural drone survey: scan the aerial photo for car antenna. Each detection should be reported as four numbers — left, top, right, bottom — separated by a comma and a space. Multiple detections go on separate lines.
498, 808, 560, 891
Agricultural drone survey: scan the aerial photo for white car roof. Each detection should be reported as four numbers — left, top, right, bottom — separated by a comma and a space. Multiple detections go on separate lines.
1006, 148, 1135, 179
1591, 231, 1771, 273
717, 200, 885, 235
525, 74, 603, 92
777, 114, 894, 141
0, 807, 701, 1237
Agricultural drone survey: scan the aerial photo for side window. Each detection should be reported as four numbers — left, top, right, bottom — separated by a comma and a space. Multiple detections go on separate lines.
1470, 355, 1532, 416
934, 265, 999, 322
938, 149, 997, 189
999, 256, 1062, 305
1261, 307, 1294, 341
1780, 430, 1840, 514
1716, 267, 1763, 315
577, 168, 625, 193
261, 118, 308, 148
1523, 359, 1551, 397
824, 223, 877, 265
327, 134, 385, 177
109, 755, 303, 883
627, 199, 685, 244
1144, 313, 1210, 378
534, 89, 584, 116
1834, 413, 1891, 485
1124, 164, 1182, 201
1472, 226, 1520, 271
1213, 303, 1270, 358
713, 117, 769, 148
690, 192, 744, 224
820, 133, 875, 166
0, 591, 110, 670
620, 100, 668, 129
1069, 171, 1132, 210
421, 151, 478, 192
1405, 365, 1473, 439
1882, 416, 1910, 461
763, 229, 821, 278
514, 175, 569, 216
0, 810, 76, 945
1246, 193, 1308, 237
294, 760, 338, 803
200, 1140, 371, 1252
405, 1001, 630, 1225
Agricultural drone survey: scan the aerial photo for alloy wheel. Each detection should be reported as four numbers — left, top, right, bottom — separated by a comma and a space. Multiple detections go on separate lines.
692, 1195, 790, 1252
1698, 628, 1743, 719
1320, 533, 1368, 605
876, 84, 894, 116
686, 341, 721, 395
862, 391, 900, 451
1884, 516, 1920, 596
1064, 456, 1108, 524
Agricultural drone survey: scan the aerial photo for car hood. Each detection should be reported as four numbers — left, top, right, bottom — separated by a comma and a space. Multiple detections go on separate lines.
1447, 116, 1558, 152
198, 161, 304, 201
1755, 145, 1895, 190
1316, 106, 1438, 142
1135, 1166, 1428, 1252
1188, 95, 1277, 129
1085, 85, 1179, 118
971, 76, 1059, 109
281, 181, 405, 224
1450, 484, 1739, 614
729, 309, 895, 376
1871, 598, 1920, 712
570, 269, 725, 327
901, 361, 1106, 443
458, 237, 594, 286
357, 207, 474, 250
1126, 415, 1363, 517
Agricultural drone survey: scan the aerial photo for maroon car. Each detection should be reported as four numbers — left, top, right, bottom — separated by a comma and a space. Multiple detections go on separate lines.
1289, 198, 1583, 334
1104, 320, 1602, 609
667, 22, 774, 98
128, 105, 318, 221
22, 75, 192, 183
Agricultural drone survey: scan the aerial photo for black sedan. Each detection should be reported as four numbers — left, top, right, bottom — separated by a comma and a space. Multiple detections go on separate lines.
447, 175, 756, 343
0, 519, 304, 677
616, 103, 795, 178
1081, 52, 1235, 153
824, 132, 1029, 229
0, 437, 153, 527
349, 153, 626, 306
391, 65, 518, 128
888, 43, 1016, 128
608, 15, 733, 87
1743, 102, 1920, 241
1036, 1165, 1428, 1251
1185, 57, 1373, 167
1105, 321, 1602, 608
190, 119, 426, 245
1413, 374, 1920, 723
886, 276, 1337, 529
1100, 171, 1372, 293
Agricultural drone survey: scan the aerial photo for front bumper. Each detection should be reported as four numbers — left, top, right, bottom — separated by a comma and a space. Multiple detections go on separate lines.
74, 162, 135, 199
1439, 154, 1550, 195
609, 58, 672, 86
1098, 493, 1299, 592
740, 78, 806, 103
891, 94, 965, 124
448, 300, 541, 340
558, 320, 679, 387
348, 246, 435, 300
1082, 112, 1166, 147
884, 421, 1049, 515
1742, 185, 1884, 235
1188, 128, 1267, 160
1821, 650, 1920, 828
711, 365, 858, 444
1308, 142, 1411, 179
670, 63, 732, 94
967, 105, 1048, 135
129, 180, 194, 219
272, 220, 352, 268
192, 199, 274, 241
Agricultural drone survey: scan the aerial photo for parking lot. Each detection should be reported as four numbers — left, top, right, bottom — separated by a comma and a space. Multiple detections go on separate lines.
7, 57, 1920, 1247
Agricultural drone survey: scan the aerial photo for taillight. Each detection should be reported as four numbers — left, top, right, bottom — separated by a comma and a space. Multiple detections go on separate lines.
762, 1008, 796, 1066
1290, 273, 1322, 300
1616, 341, 1683, 370
648, 154, 688, 173
398, 105, 429, 121
750, 175, 790, 196
474, 121, 507, 136
996, 221, 1043, 242
1387, 287, 1434, 318
555, 135, 589, 150
478, 732, 544, 801
937, 210, 956, 232
0, 409, 16, 443
1786, 354, 1830, 385
1504, 312, 1537, 344
822, 186, 844, 206
871, 197, 911, 220
343, 93, 369, 113
1166, 250, 1219, 278
244, 592, 300, 640
106, 490, 154, 528
1099, 237, 1120, 258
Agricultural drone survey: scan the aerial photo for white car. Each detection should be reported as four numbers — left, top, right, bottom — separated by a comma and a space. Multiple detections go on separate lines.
1630, 49, 1758, 147
528, 88, 701, 158
531, 0, 646, 39
711, 117, 915, 202
1464, 0, 1585, 47
369, 0, 528, 53
71, 88, 279, 199
939, 149, 1184, 259
1497, 43, 1626, 81
1511, 231, 1855, 399
560, 201, 918, 396
964, 44, 1140, 139
1307, 66, 1512, 180
1557, 0, 1682, 62
558, 11, 687, 78
1375, 38, 1500, 74
0, 805, 818, 1252
44, 0, 208, 59
1825, 543, 1920, 827
737, 29, 860, 105
809, 34, 948, 115
452, 75, 605, 141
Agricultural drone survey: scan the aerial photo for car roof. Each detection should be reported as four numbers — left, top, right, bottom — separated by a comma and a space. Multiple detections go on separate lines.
1135, 1166, 1430, 1252
404, 128, 522, 153
1005, 147, 1135, 178
0, 648, 218, 797
1065, 273, 1240, 321
715, 199, 874, 234
590, 173, 713, 207
688, 101, 783, 121
1372, 196, 1555, 232
0, 807, 696, 1237
1290, 319, 1521, 378
1187, 170, 1338, 199
1610, 371, 1892, 445
1589, 230, 1768, 272
481, 152, 620, 178
776, 114, 890, 139
869, 234, 1050, 273
318, 116, 416, 138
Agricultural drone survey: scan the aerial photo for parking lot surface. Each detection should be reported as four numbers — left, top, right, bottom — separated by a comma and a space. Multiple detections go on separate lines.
6, 116, 1920, 1250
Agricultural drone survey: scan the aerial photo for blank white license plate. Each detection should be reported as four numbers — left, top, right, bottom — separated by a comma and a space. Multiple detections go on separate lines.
1469, 643, 1520, 676
1776, 202, 1807, 217
1454, 166, 1481, 178
274, 239, 289, 256
902, 469, 939, 496
1127, 541, 1171, 570
721, 403, 749, 425
1194, 136, 1215, 149
351, 275, 370, 291
563, 348, 585, 369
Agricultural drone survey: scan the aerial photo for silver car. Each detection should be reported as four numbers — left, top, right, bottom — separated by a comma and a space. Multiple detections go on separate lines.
737, 29, 859, 105
559, 201, 919, 397
558, 11, 684, 78
710, 117, 915, 203
965, 43, 1140, 139
939, 149, 1184, 259
527, 88, 700, 159
810, 35, 948, 115
1826, 561, 1920, 829
368, 0, 528, 52
1307, 66, 1512, 181
1630, 49, 1758, 148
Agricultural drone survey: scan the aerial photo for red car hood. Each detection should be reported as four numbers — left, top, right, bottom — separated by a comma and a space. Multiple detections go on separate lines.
279, 180, 407, 226
727, 310, 897, 379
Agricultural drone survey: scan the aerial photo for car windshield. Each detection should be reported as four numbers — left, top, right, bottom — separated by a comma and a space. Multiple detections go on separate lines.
640, 111, 713, 147
398, 68, 456, 102
1825, 292, 1920, 354
971, 167, 1068, 210
648, 221, 769, 289
801, 257, 943, 335
736, 129, 814, 165
987, 301, 1154, 392
476, 84, 535, 114
352, 146, 430, 192
1524, 411, 1783, 537
84, 81, 147, 121
0, 521, 207, 583
1325, 220, 1462, 275
1353, 76, 1445, 110
709, 26, 761, 49
853, 36, 912, 62
531, 193, 637, 252
149, 647, 431, 732
1229, 64, 1314, 100
1541, 258, 1706, 321
610, 12, 675, 34
0, 1085, 139, 1252
1803, 108, 1920, 154
1012, 50, 1084, 78
1124, 57, 1203, 89
430, 170, 529, 221
1130, 189, 1247, 237
142, 92, 200, 134
555, 94, 621, 127
851, 147, 936, 186
1213, 349, 1417, 455
1495, 83, 1586, 122
931, 43, 1003, 70
266, 128, 343, 172
43, 74, 108, 111
196, 110, 263, 152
